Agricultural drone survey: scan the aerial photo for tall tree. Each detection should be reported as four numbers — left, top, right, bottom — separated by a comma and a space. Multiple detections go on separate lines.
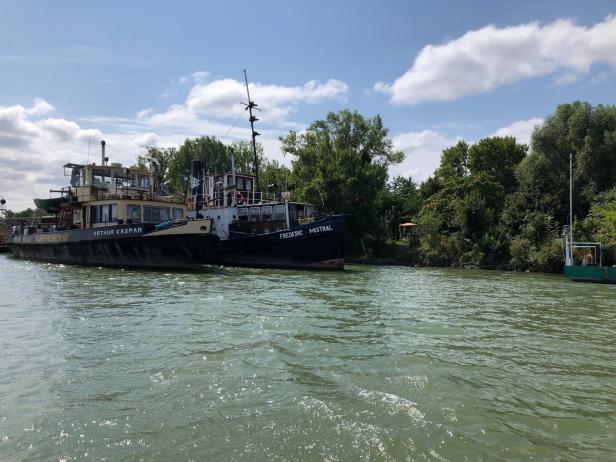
280, 110, 403, 251
468, 136, 527, 194
135, 147, 176, 183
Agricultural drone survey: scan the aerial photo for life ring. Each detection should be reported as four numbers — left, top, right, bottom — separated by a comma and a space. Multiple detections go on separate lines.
235, 191, 244, 205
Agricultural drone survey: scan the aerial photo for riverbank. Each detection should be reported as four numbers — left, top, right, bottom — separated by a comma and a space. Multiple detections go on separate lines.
348, 240, 561, 273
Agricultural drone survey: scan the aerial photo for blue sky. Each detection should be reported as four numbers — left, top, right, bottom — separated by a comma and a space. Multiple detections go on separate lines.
1, 0, 616, 209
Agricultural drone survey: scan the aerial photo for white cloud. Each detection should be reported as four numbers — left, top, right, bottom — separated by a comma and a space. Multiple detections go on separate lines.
492, 117, 543, 145
185, 77, 348, 121
26, 98, 54, 116
178, 70, 210, 85
0, 99, 103, 210
553, 72, 580, 86
0, 73, 347, 210
390, 130, 461, 181
375, 15, 616, 104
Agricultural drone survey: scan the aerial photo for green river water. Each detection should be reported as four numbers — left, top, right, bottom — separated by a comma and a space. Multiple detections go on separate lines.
0, 254, 615, 461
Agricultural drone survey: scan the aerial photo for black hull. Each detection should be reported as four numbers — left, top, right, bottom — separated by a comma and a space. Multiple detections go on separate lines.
8, 233, 219, 270
213, 215, 345, 270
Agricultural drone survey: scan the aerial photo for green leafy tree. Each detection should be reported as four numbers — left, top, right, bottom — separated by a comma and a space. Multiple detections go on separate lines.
434, 141, 469, 181
165, 136, 263, 195
577, 186, 616, 264
280, 110, 403, 252
418, 136, 527, 267
259, 160, 292, 199
468, 136, 527, 194
511, 102, 616, 228
5, 208, 45, 218
380, 176, 422, 239
135, 147, 176, 183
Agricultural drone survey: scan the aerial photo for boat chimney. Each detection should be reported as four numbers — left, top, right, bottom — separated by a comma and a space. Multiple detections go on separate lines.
101, 140, 108, 166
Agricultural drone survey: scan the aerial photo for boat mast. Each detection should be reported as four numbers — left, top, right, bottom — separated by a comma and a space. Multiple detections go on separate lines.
242, 70, 260, 200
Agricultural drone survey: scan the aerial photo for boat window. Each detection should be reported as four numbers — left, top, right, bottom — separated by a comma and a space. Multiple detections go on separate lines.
116, 176, 134, 188
262, 205, 272, 221
273, 204, 285, 221
245, 178, 253, 192
238, 207, 248, 222
93, 172, 112, 185
306, 205, 314, 218
249, 206, 260, 222
288, 204, 300, 226
91, 204, 118, 224
101, 205, 110, 222
172, 208, 183, 220
143, 206, 171, 223
127, 205, 141, 223
138, 175, 150, 189
110, 204, 118, 222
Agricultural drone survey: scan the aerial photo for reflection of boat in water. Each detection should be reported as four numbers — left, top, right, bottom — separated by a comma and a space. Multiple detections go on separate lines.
7, 142, 219, 269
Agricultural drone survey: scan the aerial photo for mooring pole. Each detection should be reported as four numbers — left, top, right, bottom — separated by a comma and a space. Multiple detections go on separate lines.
568, 151, 573, 266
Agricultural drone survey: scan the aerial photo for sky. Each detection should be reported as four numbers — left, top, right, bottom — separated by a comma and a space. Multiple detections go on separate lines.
1, 0, 616, 210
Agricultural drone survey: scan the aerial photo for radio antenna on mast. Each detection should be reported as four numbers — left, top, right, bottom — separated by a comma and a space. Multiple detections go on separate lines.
242, 69, 261, 198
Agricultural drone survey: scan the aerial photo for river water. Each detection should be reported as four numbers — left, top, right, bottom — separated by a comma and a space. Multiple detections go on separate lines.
0, 255, 614, 461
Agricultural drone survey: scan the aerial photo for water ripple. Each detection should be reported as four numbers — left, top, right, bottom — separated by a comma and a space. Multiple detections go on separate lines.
1, 256, 615, 460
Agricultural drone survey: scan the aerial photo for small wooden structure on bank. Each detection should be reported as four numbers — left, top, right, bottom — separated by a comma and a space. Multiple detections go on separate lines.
398, 222, 418, 244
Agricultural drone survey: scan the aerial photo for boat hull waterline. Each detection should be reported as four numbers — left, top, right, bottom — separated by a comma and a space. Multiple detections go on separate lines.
214, 215, 345, 270
564, 265, 616, 284
8, 221, 219, 270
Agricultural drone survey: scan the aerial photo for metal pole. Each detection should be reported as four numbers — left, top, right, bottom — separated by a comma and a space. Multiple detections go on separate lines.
568, 152, 573, 266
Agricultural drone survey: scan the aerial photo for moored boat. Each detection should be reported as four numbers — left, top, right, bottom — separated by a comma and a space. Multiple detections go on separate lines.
186, 166, 345, 270
563, 236, 616, 284
7, 143, 219, 270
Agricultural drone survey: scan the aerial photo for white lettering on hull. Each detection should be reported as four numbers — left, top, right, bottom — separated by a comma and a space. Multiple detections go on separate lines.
308, 225, 333, 234
279, 224, 333, 240
93, 227, 143, 238
279, 230, 304, 240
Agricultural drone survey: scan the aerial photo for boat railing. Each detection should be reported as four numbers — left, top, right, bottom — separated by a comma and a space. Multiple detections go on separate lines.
564, 235, 603, 266
201, 189, 282, 208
